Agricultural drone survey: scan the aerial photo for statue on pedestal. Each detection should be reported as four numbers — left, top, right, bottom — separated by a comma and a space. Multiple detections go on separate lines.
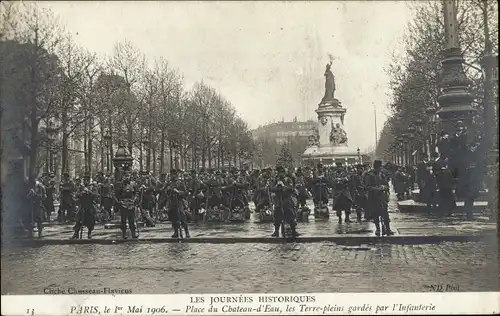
320, 61, 337, 106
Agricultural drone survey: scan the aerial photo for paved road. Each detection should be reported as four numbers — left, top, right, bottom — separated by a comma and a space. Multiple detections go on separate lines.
24, 193, 497, 240
2, 241, 499, 294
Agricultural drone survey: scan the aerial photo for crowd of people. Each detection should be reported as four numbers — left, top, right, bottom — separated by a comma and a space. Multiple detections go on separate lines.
23, 159, 399, 239
24, 151, 486, 240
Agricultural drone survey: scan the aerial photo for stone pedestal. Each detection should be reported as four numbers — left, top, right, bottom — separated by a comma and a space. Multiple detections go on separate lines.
316, 101, 346, 147
302, 98, 361, 165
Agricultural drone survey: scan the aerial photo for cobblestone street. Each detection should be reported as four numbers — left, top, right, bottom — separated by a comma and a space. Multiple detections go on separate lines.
2, 241, 499, 294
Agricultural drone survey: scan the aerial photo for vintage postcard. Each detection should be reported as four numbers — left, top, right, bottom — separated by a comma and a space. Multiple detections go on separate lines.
1, 1, 499, 315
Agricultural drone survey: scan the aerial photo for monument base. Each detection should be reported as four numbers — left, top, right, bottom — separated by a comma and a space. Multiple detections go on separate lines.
302, 145, 361, 166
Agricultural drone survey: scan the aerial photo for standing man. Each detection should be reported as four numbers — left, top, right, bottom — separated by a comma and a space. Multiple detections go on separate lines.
364, 160, 394, 236
43, 176, 56, 222
59, 173, 75, 223
271, 166, 300, 237
71, 175, 97, 239
28, 179, 46, 238
116, 171, 138, 239
99, 177, 114, 221
166, 170, 190, 238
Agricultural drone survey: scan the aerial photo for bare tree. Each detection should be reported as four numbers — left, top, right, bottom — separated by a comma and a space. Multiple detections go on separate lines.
109, 40, 146, 156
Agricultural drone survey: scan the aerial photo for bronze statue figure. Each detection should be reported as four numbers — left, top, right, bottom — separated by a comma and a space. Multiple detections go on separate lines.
320, 61, 336, 104
330, 123, 347, 145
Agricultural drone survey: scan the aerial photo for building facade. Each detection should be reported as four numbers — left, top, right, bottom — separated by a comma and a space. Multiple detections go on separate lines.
251, 119, 316, 144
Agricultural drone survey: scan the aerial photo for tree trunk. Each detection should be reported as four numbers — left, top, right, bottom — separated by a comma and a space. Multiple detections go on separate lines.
100, 125, 105, 173
160, 129, 165, 173
152, 148, 156, 175
127, 126, 133, 162
83, 119, 88, 174
208, 146, 212, 168
139, 143, 143, 172
61, 103, 69, 174
88, 116, 93, 177
169, 141, 174, 171
108, 118, 114, 175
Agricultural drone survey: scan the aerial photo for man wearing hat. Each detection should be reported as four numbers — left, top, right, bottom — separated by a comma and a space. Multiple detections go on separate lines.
363, 160, 394, 236
115, 170, 139, 239
42, 175, 56, 222
311, 163, 330, 209
99, 177, 115, 221
186, 169, 208, 220
434, 161, 456, 216
59, 173, 75, 223
393, 166, 407, 202
71, 174, 97, 239
165, 169, 190, 238
271, 166, 300, 237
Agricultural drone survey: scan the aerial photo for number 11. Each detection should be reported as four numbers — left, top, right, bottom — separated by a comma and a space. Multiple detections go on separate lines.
26, 309, 34, 315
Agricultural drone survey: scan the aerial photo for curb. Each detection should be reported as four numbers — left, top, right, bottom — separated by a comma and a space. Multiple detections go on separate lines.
7, 234, 497, 246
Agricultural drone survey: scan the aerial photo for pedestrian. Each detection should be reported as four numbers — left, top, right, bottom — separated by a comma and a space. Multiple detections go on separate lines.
434, 162, 456, 217
271, 166, 300, 237
71, 175, 97, 239
166, 170, 190, 238
364, 160, 394, 236
116, 172, 139, 239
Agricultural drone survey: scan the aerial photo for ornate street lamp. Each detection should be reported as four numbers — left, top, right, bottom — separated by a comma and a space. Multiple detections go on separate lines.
437, 1, 477, 132
113, 144, 133, 182
357, 147, 361, 163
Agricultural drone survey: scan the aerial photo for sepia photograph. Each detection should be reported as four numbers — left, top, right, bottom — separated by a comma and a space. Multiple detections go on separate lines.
1, 0, 499, 315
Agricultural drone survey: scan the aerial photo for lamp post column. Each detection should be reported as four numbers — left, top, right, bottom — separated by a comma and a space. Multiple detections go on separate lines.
479, 0, 499, 222
437, 0, 476, 133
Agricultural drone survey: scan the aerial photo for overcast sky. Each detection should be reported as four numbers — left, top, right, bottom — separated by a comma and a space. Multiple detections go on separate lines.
40, 1, 412, 152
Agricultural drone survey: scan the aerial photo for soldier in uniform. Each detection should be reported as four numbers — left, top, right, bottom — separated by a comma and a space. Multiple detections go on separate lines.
351, 165, 367, 221
166, 170, 190, 238
42, 176, 56, 222
364, 160, 394, 236
115, 171, 139, 239
205, 170, 226, 211
59, 173, 75, 223
311, 163, 330, 208
434, 161, 456, 216
331, 164, 353, 223
99, 177, 114, 221
27, 179, 46, 238
393, 166, 407, 201
224, 169, 249, 216
138, 177, 157, 227
254, 171, 273, 213
295, 168, 310, 210
271, 166, 300, 237
71, 175, 97, 239
187, 170, 208, 220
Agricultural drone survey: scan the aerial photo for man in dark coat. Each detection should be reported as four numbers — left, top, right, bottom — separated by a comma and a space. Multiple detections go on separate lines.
271, 166, 300, 237
166, 170, 190, 238
364, 160, 394, 236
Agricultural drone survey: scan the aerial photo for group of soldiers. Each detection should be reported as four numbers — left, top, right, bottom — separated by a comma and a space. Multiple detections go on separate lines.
26, 158, 398, 239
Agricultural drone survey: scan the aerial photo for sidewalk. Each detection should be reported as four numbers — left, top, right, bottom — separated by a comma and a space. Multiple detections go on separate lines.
17, 194, 496, 245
